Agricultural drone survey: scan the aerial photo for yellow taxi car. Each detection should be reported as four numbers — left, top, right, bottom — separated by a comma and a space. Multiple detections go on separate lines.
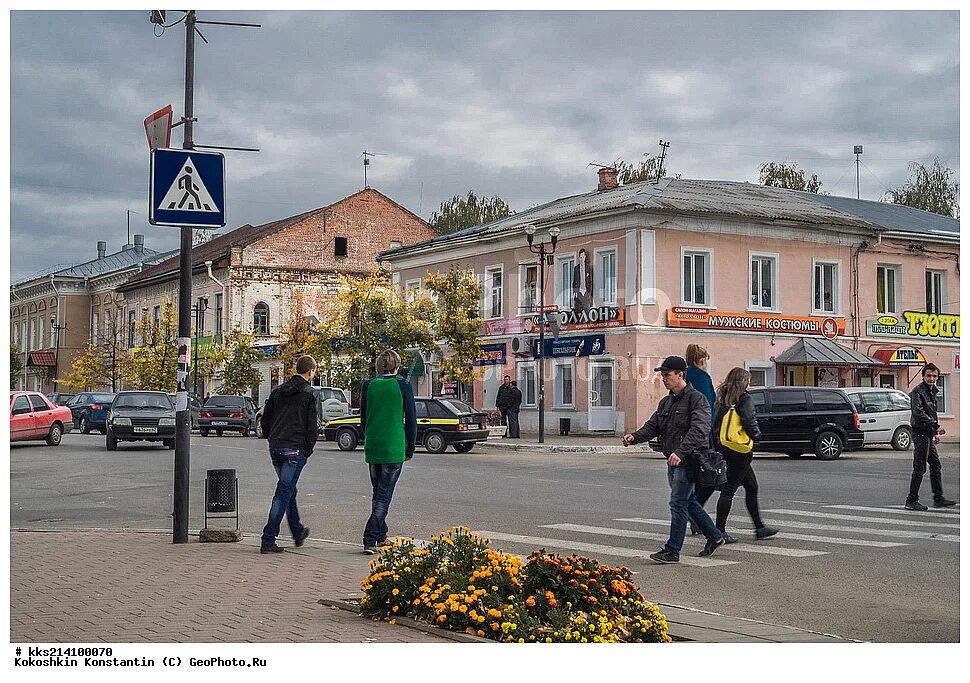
323, 397, 489, 454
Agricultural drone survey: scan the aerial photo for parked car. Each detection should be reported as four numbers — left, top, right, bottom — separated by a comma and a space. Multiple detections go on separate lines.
167, 393, 203, 430
199, 395, 258, 436
748, 387, 865, 460
10, 391, 74, 446
839, 387, 913, 450
106, 391, 176, 450
323, 397, 489, 454
45, 392, 76, 406
253, 386, 351, 438
65, 392, 116, 434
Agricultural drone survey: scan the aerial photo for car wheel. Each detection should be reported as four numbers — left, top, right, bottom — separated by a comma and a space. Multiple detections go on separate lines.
45, 423, 63, 446
891, 426, 912, 451
453, 443, 474, 453
424, 431, 447, 454
200, 429, 209, 437
785, 451, 802, 458
165, 439, 175, 449
336, 428, 359, 451
106, 431, 118, 451
241, 424, 250, 437
814, 431, 843, 460
79, 416, 91, 435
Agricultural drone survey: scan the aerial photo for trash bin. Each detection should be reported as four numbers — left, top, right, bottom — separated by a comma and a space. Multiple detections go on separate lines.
205, 468, 238, 530
559, 418, 571, 436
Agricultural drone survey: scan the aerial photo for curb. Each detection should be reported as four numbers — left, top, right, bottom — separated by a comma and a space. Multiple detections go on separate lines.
319, 598, 490, 643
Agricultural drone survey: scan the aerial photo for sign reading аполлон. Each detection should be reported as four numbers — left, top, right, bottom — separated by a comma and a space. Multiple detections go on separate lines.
866, 312, 960, 340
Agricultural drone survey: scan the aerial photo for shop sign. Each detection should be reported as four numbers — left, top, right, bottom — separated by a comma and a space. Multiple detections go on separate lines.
440, 382, 458, 397
866, 312, 960, 340
533, 334, 607, 358
483, 318, 526, 336
666, 308, 844, 337
953, 351, 960, 374
873, 347, 927, 367
527, 306, 625, 333
472, 342, 507, 366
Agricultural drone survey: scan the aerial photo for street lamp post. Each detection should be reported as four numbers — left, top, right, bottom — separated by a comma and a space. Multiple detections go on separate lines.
50, 314, 67, 395
192, 297, 209, 397
525, 224, 561, 443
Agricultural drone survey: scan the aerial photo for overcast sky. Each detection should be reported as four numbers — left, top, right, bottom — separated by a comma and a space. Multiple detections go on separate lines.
8, 10, 960, 283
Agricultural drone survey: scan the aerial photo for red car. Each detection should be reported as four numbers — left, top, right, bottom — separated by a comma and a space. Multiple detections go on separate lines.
9, 391, 74, 446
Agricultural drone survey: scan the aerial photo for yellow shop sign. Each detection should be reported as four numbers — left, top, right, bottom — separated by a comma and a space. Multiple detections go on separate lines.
902, 311, 960, 339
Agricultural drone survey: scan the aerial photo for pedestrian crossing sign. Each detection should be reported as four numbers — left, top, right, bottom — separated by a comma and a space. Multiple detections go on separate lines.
149, 148, 226, 228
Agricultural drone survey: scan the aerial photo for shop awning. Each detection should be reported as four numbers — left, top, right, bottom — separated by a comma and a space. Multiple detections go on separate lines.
774, 338, 883, 367
871, 347, 927, 367
404, 349, 426, 378
27, 351, 56, 367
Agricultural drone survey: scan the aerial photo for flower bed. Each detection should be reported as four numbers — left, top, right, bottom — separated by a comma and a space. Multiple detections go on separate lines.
359, 527, 670, 643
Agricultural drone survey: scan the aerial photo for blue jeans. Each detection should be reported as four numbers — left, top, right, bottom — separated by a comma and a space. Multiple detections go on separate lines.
665, 464, 722, 556
363, 463, 403, 547
261, 448, 308, 548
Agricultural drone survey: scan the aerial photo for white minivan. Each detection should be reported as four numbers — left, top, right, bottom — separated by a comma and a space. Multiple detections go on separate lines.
839, 387, 912, 450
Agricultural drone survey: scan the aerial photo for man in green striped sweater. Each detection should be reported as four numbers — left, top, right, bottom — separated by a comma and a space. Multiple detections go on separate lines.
359, 349, 417, 554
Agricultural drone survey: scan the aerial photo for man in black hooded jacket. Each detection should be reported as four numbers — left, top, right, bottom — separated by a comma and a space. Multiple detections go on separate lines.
259, 355, 319, 553
906, 363, 956, 510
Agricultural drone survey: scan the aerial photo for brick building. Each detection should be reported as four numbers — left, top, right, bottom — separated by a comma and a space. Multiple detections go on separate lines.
117, 188, 439, 401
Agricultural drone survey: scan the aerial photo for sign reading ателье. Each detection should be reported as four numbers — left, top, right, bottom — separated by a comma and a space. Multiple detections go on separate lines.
866, 312, 960, 340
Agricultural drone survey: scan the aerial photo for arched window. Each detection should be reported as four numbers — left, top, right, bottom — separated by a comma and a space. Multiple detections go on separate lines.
253, 302, 270, 335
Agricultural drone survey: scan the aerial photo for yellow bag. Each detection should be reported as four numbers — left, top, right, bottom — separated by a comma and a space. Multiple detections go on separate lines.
719, 405, 753, 454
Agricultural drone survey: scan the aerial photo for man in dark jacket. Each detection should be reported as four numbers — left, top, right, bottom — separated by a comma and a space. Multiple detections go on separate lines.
906, 363, 956, 510
623, 356, 725, 563
495, 375, 513, 437
506, 380, 522, 438
258, 355, 319, 553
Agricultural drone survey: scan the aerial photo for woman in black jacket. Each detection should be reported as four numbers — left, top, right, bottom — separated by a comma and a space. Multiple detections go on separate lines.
696, 367, 778, 543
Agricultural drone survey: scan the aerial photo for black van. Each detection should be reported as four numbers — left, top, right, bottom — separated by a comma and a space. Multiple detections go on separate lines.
748, 387, 865, 460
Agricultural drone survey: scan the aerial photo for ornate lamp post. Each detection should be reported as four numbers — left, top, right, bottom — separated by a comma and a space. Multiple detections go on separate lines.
525, 224, 561, 443
192, 297, 209, 397
50, 313, 68, 395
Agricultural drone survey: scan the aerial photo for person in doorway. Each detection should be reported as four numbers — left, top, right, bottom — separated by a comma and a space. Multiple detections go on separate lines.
259, 355, 319, 554
572, 249, 594, 314
905, 363, 956, 510
622, 355, 725, 563
695, 367, 778, 543
360, 349, 417, 553
506, 379, 522, 439
495, 375, 513, 437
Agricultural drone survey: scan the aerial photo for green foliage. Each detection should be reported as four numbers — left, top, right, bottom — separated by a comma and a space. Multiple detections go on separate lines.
10, 343, 24, 387
119, 299, 178, 392
759, 161, 823, 193
275, 291, 319, 377
214, 326, 262, 396
62, 312, 127, 392
430, 191, 513, 234
423, 268, 487, 384
615, 156, 672, 184
884, 158, 960, 218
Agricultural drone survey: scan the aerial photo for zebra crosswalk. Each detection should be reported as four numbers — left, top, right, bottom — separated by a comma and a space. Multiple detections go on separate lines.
474, 501, 959, 570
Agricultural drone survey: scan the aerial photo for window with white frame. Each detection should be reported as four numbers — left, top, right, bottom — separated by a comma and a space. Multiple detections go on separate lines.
553, 359, 575, 407
128, 310, 136, 348
253, 302, 270, 335
214, 293, 223, 337
91, 312, 99, 344
750, 253, 778, 310
813, 260, 840, 314
517, 362, 537, 407
682, 249, 712, 306
484, 267, 503, 319
154, 305, 162, 329
745, 361, 774, 388
595, 249, 618, 306
926, 270, 946, 314
404, 279, 422, 302
519, 263, 538, 315
876, 265, 901, 315
556, 255, 576, 309
935, 374, 950, 415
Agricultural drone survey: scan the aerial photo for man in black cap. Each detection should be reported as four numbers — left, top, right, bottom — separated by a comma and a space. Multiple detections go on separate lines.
623, 355, 725, 563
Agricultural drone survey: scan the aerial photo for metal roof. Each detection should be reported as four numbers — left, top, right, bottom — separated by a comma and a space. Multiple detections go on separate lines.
774, 338, 884, 367
802, 193, 959, 236
12, 246, 175, 287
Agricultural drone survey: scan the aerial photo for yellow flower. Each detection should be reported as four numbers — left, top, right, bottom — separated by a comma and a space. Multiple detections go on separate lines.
392, 588, 399, 596
392, 606, 399, 613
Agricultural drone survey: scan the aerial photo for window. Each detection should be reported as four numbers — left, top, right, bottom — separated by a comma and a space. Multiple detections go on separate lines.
128, 310, 136, 348
889, 391, 911, 411
404, 279, 422, 302
769, 390, 808, 412
195, 298, 206, 335
554, 359, 574, 408
12, 395, 30, 414
936, 374, 950, 414
813, 261, 839, 314
751, 391, 767, 414
556, 256, 576, 309
750, 254, 778, 310
29, 394, 51, 412
876, 265, 901, 315
926, 270, 946, 314
427, 401, 452, 419
253, 302, 270, 335
682, 249, 712, 306
154, 305, 161, 329
809, 390, 849, 411
860, 392, 891, 414
519, 263, 538, 315
484, 267, 503, 319
334, 236, 348, 257
214, 293, 223, 337
595, 249, 617, 306
749, 368, 767, 388
91, 312, 98, 344
517, 363, 537, 407
413, 401, 429, 418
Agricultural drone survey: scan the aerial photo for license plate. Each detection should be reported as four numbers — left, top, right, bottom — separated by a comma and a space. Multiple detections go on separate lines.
212, 421, 228, 426
133, 427, 157, 434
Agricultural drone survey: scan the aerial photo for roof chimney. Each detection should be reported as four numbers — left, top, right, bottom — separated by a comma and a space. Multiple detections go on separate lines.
133, 234, 145, 253
597, 166, 618, 191
97, 241, 107, 258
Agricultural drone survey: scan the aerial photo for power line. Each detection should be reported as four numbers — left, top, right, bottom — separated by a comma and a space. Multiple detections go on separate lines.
676, 137, 958, 150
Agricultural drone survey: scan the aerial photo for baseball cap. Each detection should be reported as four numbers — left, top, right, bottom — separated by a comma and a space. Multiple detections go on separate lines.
654, 355, 688, 373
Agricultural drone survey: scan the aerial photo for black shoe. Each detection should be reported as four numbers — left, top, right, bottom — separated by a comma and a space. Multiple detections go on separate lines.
755, 526, 778, 540
722, 532, 739, 544
260, 545, 285, 554
933, 498, 957, 508
294, 527, 310, 547
904, 501, 928, 511
649, 548, 679, 564
699, 536, 726, 557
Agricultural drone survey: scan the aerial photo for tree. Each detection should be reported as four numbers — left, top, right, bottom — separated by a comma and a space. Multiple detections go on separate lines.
275, 290, 319, 377
119, 299, 178, 392
214, 326, 262, 395
10, 343, 24, 388
759, 162, 823, 193
61, 310, 127, 392
884, 158, 960, 218
615, 156, 673, 185
430, 191, 513, 234
423, 268, 487, 384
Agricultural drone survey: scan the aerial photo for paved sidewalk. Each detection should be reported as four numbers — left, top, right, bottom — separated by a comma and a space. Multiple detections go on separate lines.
10, 530, 852, 643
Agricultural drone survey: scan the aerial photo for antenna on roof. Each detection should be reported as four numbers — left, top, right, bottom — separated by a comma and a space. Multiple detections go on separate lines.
587, 161, 611, 169
362, 150, 386, 189
853, 145, 863, 199
656, 140, 670, 184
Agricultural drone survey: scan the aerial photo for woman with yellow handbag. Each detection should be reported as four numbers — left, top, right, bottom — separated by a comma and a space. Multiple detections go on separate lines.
695, 368, 778, 543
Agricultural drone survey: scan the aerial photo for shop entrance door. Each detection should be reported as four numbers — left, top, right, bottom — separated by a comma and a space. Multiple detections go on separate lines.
588, 362, 615, 431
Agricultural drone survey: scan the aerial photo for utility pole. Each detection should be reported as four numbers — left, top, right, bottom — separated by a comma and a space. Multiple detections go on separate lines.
854, 145, 863, 199
656, 140, 670, 183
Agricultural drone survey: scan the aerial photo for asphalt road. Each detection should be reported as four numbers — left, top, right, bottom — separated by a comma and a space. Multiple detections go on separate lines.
10, 432, 960, 642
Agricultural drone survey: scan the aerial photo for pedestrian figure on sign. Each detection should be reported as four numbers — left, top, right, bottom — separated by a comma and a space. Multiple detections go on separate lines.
506, 379, 522, 439
170, 166, 211, 210
905, 363, 956, 510
496, 375, 513, 438
622, 355, 726, 563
